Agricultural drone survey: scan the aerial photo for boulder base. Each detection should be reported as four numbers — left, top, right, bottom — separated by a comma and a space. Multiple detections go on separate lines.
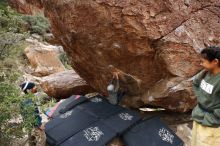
40, 70, 95, 99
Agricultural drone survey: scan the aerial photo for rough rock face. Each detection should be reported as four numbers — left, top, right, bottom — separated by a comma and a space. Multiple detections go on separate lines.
7, 0, 217, 112
40, 70, 95, 99
24, 39, 66, 77
8, 0, 43, 15
39, 0, 220, 112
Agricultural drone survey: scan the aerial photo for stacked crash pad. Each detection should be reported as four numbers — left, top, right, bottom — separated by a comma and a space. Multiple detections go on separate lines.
45, 95, 184, 146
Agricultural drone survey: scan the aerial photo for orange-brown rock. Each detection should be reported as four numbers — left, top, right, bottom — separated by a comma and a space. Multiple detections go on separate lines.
39, 0, 220, 112
13, 0, 220, 112
40, 70, 95, 99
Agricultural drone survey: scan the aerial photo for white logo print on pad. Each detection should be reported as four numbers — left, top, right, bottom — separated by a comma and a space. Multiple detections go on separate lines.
200, 79, 214, 94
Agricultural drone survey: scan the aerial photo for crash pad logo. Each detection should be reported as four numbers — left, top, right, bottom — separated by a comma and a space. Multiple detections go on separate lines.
84, 127, 104, 142
60, 110, 73, 119
158, 128, 174, 144
90, 97, 103, 103
119, 113, 133, 121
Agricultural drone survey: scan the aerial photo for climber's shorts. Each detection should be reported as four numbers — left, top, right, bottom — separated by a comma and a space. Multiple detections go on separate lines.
192, 121, 220, 146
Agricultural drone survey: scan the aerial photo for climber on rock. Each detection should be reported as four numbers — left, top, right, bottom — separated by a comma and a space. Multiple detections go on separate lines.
107, 65, 141, 105
107, 72, 125, 105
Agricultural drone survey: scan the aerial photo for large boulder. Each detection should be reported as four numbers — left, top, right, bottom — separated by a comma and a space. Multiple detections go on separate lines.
40, 70, 95, 99
24, 39, 66, 77
8, 0, 43, 15
10, 0, 220, 112
39, 0, 220, 112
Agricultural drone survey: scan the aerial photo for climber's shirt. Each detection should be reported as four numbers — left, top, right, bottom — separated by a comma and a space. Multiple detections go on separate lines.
192, 70, 220, 127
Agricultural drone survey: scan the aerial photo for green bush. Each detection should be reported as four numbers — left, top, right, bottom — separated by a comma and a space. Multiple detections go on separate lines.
0, 2, 37, 145
59, 52, 73, 70
0, 82, 36, 145
0, 32, 27, 60
0, 4, 50, 35
0, 2, 54, 145
22, 15, 50, 35
0, 40, 35, 145
0, 6, 26, 33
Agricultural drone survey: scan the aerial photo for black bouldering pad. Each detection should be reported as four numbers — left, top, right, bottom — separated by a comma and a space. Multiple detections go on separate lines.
46, 95, 169, 146
45, 108, 98, 145
78, 97, 124, 119
104, 109, 141, 135
123, 117, 184, 146
60, 121, 116, 146
45, 95, 88, 118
